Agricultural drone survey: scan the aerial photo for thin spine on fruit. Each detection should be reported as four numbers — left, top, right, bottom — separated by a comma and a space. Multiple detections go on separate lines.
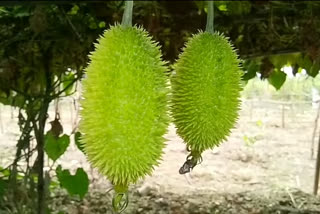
172, 1, 242, 174
79, 1, 169, 212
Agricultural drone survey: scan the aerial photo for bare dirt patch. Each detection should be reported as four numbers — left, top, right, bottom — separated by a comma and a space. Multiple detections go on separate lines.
0, 98, 320, 213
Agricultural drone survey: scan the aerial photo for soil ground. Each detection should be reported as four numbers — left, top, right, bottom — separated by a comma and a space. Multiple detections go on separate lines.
0, 98, 320, 213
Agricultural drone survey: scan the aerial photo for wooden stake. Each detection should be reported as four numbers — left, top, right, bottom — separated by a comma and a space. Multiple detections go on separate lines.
311, 103, 320, 159
313, 127, 320, 195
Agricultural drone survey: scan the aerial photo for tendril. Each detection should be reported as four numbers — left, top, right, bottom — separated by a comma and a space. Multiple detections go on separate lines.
112, 191, 129, 214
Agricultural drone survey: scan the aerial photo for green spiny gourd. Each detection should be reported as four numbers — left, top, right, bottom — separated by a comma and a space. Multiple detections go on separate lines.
79, 24, 169, 200
171, 31, 242, 174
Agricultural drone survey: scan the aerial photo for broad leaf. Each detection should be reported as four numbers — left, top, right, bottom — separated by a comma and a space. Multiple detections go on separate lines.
269, 53, 300, 69
0, 178, 7, 198
62, 72, 75, 96
68, 5, 79, 15
297, 55, 313, 72
56, 165, 89, 199
74, 132, 85, 154
45, 132, 70, 161
268, 69, 287, 90
242, 60, 259, 81
309, 62, 320, 78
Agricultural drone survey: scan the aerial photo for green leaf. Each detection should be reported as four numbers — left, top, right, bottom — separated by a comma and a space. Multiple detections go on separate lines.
269, 53, 300, 69
12, 6, 30, 17
11, 95, 26, 109
46, 207, 52, 214
194, 1, 206, 11
309, 62, 320, 78
242, 60, 259, 81
216, 1, 251, 15
0, 97, 10, 106
56, 165, 89, 199
0, 178, 7, 198
74, 132, 85, 154
45, 132, 70, 161
268, 69, 287, 90
62, 72, 75, 95
68, 5, 79, 15
218, 4, 227, 11
0, 167, 10, 177
0, 7, 8, 15
297, 55, 313, 73
88, 17, 97, 29
98, 21, 106, 28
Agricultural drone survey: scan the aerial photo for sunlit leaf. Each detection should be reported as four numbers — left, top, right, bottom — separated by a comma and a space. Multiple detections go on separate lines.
0, 167, 10, 177
268, 69, 287, 90
218, 4, 227, 11
68, 5, 79, 15
74, 131, 85, 154
62, 72, 75, 95
270, 53, 300, 70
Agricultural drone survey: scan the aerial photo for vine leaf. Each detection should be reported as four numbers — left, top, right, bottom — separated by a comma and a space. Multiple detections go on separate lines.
242, 60, 259, 81
68, 5, 79, 15
99, 21, 106, 28
297, 55, 313, 74
0, 167, 10, 177
45, 131, 70, 161
268, 69, 287, 90
56, 165, 89, 199
0, 178, 7, 198
74, 131, 85, 154
309, 62, 320, 78
62, 72, 76, 96
269, 53, 300, 70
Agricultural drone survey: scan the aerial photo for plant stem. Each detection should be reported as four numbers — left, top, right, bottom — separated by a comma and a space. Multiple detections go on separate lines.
36, 53, 53, 214
121, 0, 133, 27
205, 1, 214, 34
33, 118, 44, 214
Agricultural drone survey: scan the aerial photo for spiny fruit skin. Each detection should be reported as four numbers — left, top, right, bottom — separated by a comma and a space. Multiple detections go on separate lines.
171, 31, 242, 156
79, 25, 169, 191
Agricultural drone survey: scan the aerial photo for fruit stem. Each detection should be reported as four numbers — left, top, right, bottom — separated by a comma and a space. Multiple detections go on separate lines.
112, 184, 129, 213
179, 150, 203, 174
205, 1, 214, 34
121, 0, 133, 27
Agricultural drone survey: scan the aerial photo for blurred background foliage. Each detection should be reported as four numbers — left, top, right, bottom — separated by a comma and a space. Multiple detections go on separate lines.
0, 1, 320, 213
1, 0, 320, 101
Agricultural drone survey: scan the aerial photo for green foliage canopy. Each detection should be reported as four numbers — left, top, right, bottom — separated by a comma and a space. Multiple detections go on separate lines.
0, 1, 320, 95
